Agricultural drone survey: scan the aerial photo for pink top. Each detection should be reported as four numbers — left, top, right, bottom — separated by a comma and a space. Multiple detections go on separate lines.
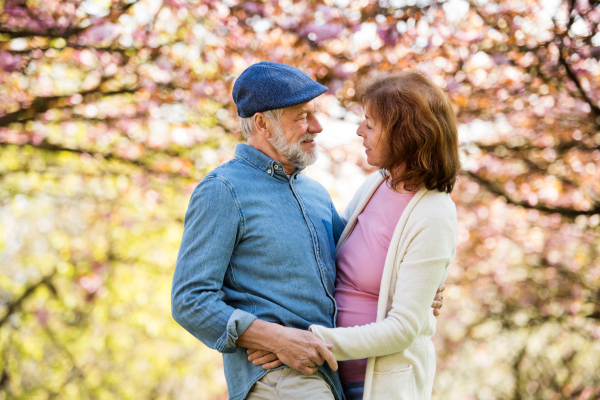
335, 181, 414, 383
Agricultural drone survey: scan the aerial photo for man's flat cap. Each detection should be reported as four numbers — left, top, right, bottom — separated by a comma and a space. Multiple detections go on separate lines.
232, 61, 328, 118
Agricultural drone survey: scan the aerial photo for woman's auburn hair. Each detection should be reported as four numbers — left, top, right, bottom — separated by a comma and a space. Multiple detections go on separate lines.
359, 70, 461, 194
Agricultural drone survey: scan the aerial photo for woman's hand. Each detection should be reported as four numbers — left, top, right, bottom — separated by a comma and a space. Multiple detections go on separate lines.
432, 283, 445, 316
245, 325, 337, 375
248, 348, 284, 369
236, 321, 337, 375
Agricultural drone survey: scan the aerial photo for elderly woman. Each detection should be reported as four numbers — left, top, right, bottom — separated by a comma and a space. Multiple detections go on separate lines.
250, 70, 460, 400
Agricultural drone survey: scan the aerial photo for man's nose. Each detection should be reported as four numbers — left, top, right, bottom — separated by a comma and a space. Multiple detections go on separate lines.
308, 114, 323, 133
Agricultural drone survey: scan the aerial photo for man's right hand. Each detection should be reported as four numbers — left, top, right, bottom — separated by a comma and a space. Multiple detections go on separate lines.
236, 320, 337, 376
270, 326, 337, 375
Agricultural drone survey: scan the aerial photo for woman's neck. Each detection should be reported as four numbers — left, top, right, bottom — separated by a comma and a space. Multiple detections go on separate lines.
385, 174, 419, 194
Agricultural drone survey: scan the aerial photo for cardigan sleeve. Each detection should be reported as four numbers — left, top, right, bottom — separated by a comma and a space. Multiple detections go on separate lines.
310, 202, 456, 361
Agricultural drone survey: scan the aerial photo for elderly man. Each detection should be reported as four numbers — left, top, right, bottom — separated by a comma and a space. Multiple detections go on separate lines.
171, 62, 443, 400
172, 62, 345, 400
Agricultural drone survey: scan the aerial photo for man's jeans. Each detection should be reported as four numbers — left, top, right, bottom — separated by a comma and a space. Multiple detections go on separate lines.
246, 368, 335, 400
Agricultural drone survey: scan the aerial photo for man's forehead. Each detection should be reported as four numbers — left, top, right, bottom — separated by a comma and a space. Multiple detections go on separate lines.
286, 99, 319, 114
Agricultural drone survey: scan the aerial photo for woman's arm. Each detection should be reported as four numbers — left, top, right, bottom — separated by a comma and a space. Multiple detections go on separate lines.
310, 211, 456, 361
247, 287, 446, 369
237, 320, 337, 374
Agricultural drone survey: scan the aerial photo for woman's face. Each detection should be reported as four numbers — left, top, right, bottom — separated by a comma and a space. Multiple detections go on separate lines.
356, 108, 385, 168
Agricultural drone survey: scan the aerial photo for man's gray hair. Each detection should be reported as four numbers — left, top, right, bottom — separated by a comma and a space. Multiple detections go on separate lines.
240, 108, 284, 139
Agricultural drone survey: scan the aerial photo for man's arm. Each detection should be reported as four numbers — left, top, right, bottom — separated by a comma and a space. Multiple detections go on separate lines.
171, 177, 256, 353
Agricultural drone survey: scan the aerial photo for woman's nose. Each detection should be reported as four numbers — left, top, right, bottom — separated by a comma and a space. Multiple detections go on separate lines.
356, 121, 367, 137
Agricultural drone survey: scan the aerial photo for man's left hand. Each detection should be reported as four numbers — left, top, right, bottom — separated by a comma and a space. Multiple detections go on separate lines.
248, 348, 283, 369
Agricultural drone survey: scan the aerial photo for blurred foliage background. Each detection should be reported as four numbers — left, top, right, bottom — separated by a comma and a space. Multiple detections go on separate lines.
1, 0, 600, 399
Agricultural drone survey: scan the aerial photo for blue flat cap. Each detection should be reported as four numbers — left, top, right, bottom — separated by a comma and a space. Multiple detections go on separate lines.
233, 61, 328, 118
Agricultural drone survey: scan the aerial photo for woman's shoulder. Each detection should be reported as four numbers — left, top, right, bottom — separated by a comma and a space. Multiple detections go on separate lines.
413, 189, 457, 220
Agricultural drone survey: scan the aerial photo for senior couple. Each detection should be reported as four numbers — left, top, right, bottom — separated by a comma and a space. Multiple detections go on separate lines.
171, 62, 459, 400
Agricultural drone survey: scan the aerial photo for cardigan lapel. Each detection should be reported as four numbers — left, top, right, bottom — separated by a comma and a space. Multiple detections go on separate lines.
335, 173, 385, 253
376, 186, 428, 320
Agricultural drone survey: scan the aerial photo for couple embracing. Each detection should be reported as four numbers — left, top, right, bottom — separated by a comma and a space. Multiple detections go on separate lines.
171, 62, 459, 400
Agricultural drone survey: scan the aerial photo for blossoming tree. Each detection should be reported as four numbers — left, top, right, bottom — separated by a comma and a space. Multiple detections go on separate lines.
1, 0, 599, 398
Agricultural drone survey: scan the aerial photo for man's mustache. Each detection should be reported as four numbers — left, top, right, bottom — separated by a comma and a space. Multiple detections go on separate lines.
299, 133, 317, 143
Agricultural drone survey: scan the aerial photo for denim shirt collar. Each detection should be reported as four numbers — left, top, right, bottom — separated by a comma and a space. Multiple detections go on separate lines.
235, 143, 304, 182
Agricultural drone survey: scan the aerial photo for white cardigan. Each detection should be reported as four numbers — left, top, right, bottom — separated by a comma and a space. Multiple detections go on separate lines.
310, 172, 457, 400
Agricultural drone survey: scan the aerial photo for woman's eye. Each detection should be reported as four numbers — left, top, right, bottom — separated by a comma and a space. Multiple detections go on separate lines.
367, 124, 372, 129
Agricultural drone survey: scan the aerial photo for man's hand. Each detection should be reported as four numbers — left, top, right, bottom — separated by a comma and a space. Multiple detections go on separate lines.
247, 349, 282, 369
236, 320, 337, 375
269, 326, 337, 375
246, 341, 335, 373
432, 283, 445, 317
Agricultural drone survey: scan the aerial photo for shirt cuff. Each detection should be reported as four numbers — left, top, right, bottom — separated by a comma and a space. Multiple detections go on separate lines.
214, 309, 257, 354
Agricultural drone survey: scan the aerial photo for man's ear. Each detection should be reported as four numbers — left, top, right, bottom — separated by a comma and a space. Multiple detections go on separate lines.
253, 113, 272, 138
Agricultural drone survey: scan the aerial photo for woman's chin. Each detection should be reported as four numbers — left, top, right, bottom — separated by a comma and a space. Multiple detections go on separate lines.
366, 156, 382, 168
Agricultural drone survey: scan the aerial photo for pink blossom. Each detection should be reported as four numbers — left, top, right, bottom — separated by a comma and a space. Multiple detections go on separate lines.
300, 22, 343, 42
0, 51, 23, 72
83, 23, 120, 44
377, 25, 400, 46
242, 2, 264, 15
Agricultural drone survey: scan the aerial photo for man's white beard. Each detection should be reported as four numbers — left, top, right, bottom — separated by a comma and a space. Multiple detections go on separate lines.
268, 124, 318, 168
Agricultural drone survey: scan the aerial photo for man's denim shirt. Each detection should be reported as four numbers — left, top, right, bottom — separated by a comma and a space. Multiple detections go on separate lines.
172, 144, 345, 400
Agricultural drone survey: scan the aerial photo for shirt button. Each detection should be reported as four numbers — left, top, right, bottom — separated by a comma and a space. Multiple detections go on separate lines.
274, 165, 279, 169
267, 169, 272, 174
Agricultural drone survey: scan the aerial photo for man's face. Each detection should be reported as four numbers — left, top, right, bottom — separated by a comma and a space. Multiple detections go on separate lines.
268, 99, 323, 168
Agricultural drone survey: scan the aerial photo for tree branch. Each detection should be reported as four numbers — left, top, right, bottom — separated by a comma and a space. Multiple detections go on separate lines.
0, 27, 86, 40
0, 0, 138, 39
476, 142, 600, 155
0, 141, 195, 180
559, 50, 600, 116
567, 0, 578, 32
473, 144, 599, 204
464, 170, 600, 216
0, 84, 137, 127
43, 326, 91, 398
0, 273, 55, 328
3, 44, 133, 55
0, 367, 8, 392
512, 345, 528, 400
